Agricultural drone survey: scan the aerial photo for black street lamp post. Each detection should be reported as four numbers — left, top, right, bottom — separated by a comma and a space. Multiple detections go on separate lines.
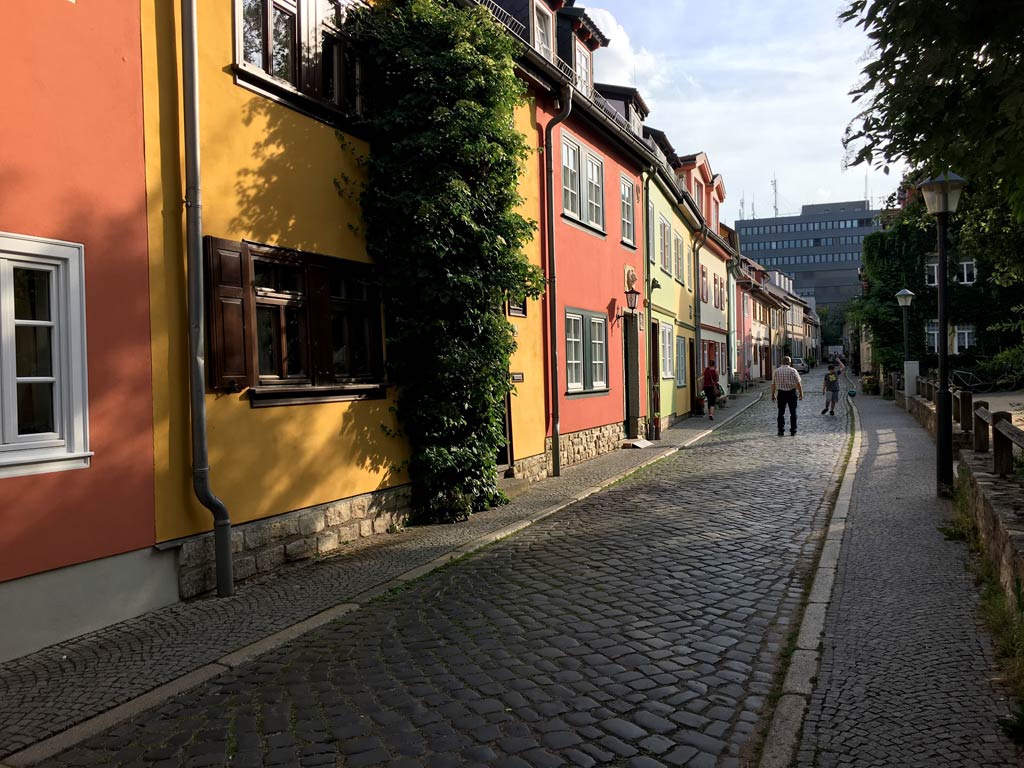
917, 172, 966, 496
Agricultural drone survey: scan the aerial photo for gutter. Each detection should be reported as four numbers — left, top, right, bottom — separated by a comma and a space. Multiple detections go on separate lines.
182, 0, 233, 597
544, 85, 573, 477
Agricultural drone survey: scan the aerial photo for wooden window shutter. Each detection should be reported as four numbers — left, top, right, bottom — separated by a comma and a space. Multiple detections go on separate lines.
203, 236, 254, 392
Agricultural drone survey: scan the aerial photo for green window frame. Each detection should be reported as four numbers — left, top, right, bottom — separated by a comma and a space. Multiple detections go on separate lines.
565, 308, 608, 394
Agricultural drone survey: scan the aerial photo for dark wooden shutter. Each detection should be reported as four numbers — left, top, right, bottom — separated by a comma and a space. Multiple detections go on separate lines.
204, 236, 254, 392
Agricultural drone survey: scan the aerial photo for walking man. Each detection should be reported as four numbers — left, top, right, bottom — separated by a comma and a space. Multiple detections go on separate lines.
771, 355, 803, 435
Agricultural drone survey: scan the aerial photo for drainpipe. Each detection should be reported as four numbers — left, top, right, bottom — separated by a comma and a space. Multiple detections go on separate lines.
643, 167, 658, 440
693, 222, 708, 403
545, 85, 573, 477
182, 0, 233, 597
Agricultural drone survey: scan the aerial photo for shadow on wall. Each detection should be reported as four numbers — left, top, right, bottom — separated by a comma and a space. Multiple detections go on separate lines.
229, 96, 366, 256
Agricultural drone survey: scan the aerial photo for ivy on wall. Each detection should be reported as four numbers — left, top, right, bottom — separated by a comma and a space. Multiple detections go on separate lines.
345, 0, 545, 523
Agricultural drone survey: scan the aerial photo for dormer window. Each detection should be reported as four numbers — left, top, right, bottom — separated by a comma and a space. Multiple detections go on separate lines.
629, 108, 642, 135
712, 200, 719, 230
534, 3, 553, 61
575, 41, 592, 96
693, 179, 704, 216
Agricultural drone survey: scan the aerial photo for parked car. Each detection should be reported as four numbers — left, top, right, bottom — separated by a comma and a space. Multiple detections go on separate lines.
791, 357, 809, 373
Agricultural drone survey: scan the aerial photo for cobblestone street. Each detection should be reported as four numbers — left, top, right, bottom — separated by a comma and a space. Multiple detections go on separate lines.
27, 385, 848, 768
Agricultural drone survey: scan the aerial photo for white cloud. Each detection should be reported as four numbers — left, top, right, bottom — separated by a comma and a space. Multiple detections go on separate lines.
583, 3, 904, 223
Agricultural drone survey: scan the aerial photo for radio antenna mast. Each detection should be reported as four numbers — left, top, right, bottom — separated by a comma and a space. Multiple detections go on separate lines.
771, 174, 779, 218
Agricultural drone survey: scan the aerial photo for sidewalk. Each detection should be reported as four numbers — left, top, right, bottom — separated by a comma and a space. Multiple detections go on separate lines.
0, 383, 768, 766
780, 388, 1021, 766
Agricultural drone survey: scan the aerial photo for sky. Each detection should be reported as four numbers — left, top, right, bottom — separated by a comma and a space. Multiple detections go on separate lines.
584, 0, 905, 227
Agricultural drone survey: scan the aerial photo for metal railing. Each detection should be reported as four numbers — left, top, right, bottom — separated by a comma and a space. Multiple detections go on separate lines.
475, 0, 527, 40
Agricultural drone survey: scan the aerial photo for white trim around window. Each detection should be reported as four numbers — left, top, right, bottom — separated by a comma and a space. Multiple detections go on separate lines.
620, 177, 635, 245
0, 232, 91, 478
925, 262, 937, 286
585, 155, 605, 229
660, 324, 674, 379
561, 137, 581, 218
534, 2, 554, 61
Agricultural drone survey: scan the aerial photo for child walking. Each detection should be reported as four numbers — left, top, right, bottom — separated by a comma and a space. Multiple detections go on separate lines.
821, 364, 840, 415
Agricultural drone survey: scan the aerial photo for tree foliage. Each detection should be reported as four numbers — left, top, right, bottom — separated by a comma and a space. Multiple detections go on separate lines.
345, 0, 544, 522
840, 1, 1024, 217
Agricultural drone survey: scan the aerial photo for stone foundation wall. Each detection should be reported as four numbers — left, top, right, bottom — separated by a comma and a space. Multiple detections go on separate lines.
546, 422, 626, 472
960, 453, 1024, 608
177, 486, 411, 598
511, 452, 548, 483
901, 394, 971, 451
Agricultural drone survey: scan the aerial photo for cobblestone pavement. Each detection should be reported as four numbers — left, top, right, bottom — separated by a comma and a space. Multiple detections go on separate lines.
30, 377, 850, 768
796, 393, 1022, 767
0, 387, 767, 759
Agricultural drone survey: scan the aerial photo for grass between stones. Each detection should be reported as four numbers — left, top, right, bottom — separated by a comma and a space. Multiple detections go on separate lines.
944, 477, 1024, 742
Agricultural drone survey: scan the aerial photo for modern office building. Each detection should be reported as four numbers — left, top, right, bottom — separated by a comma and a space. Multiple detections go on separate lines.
734, 200, 881, 314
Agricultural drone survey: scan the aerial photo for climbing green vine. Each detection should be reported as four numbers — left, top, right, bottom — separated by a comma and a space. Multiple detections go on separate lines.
345, 0, 544, 523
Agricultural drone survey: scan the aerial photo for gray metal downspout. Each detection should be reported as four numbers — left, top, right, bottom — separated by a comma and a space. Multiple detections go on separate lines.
545, 86, 573, 477
642, 168, 656, 440
182, 0, 233, 597
693, 222, 708, 396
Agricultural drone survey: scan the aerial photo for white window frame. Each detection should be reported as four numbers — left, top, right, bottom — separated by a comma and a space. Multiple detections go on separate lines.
675, 336, 686, 387
673, 234, 684, 282
566, 313, 583, 391
925, 319, 940, 353
712, 199, 719, 230
590, 317, 606, 388
660, 324, 674, 379
534, 3, 553, 61
659, 217, 672, 273
620, 178, 635, 244
693, 179, 704, 216
561, 138, 581, 218
575, 41, 592, 97
0, 232, 90, 478
585, 154, 605, 229
925, 262, 938, 286
954, 323, 975, 353
959, 259, 976, 285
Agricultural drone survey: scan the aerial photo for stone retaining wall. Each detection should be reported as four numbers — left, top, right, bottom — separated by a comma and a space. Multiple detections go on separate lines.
546, 421, 626, 472
511, 452, 548, 483
900, 393, 971, 450
177, 486, 411, 598
960, 452, 1024, 608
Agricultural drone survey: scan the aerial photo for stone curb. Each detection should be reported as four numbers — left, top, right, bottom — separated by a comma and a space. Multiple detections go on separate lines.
759, 380, 863, 768
4, 392, 765, 767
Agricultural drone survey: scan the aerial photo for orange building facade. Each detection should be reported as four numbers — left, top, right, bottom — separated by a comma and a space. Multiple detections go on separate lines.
0, 0, 162, 661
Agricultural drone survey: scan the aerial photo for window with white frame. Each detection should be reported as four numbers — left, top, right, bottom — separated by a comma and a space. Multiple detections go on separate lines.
590, 317, 606, 387
675, 336, 686, 386
688, 244, 694, 288
561, 138, 581, 218
673, 234, 684, 281
700, 264, 708, 303
0, 233, 90, 478
565, 313, 583, 390
585, 155, 604, 228
659, 217, 672, 273
959, 259, 976, 285
660, 324, 674, 379
743, 292, 750, 317
954, 323, 975, 353
534, 3, 553, 61
566, 309, 607, 393
575, 41, 592, 97
620, 178, 634, 244
925, 319, 940, 353
712, 200, 719, 230
693, 179, 704, 216
925, 262, 938, 286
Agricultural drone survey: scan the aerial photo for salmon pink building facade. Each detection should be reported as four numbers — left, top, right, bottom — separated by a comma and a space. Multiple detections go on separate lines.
0, 1, 161, 661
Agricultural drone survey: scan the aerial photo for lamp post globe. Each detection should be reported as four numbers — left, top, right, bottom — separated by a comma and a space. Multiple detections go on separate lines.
895, 289, 914, 363
917, 172, 965, 496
